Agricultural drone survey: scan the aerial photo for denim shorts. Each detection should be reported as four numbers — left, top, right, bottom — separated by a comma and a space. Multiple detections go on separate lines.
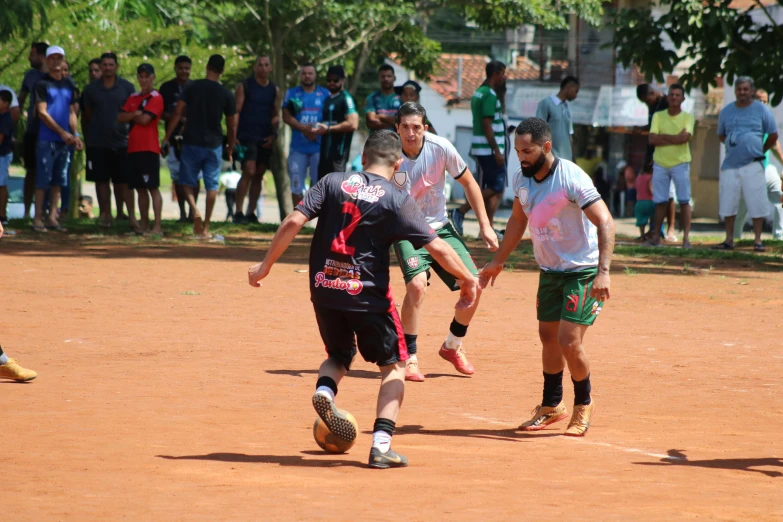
0, 152, 11, 186
652, 162, 690, 204
36, 140, 69, 190
180, 144, 221, 191
288, 149, 319, 195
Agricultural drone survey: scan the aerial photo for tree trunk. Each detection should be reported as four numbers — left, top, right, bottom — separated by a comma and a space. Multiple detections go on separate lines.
270, 33, 293, 219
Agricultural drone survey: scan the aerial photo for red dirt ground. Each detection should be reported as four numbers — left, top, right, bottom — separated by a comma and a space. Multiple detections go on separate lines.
2, 241, 782, 521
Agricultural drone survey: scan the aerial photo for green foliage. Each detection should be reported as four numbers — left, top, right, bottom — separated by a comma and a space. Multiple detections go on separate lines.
0, 0, 48, 42
610, 0, 783, 105
452, 0, 603, 31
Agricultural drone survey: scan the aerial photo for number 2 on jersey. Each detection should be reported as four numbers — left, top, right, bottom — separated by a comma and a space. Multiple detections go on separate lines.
330, 201, 362, 256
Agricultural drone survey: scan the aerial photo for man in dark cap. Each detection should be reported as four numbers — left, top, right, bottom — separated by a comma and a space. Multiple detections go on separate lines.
315, 65, 358, 180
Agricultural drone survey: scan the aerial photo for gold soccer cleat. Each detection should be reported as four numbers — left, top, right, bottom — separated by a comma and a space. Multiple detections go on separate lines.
0, 359, 37, 382
564, 401, 596, 437
518, 402, 569, 431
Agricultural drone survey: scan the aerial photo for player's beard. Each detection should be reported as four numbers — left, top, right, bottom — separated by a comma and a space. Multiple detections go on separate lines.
520, 153, 546, 178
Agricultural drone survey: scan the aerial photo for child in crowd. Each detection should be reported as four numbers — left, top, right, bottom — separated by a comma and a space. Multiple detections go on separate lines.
635, 167, 654, 240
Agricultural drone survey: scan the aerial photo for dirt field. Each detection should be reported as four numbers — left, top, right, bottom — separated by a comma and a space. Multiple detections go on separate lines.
2, 239, 782, 521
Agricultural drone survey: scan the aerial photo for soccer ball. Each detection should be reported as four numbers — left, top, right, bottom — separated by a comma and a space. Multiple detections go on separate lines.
313, 413, 358, 454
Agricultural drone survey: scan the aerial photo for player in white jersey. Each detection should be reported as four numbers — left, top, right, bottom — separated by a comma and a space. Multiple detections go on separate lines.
480, 117, 615, 436
393, 102, 498, 381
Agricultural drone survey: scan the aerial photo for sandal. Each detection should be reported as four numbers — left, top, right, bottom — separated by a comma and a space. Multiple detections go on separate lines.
711, 241, 734, 250
642, 240, 662, 248
46, 224, 68, 233
754, 243, 766, 252
31, 224, 48, 233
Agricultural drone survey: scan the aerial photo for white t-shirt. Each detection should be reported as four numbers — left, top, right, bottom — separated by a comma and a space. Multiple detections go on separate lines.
219, 171, 242, 190
399, 132, 468, 229
0, 85, 20, 108
513, 158, 602, 272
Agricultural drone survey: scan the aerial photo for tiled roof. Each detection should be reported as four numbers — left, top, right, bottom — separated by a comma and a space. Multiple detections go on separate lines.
729, 0, 777, 8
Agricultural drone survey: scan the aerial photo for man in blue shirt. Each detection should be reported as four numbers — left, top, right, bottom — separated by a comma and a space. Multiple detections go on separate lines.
282, 63, 330, 206
715, 77, 779, 251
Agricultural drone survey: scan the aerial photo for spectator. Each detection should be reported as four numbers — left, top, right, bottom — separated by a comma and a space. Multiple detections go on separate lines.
536, 76, 579, 161
621, 161, 637, 218
81, 52, 137, 228
79, 58, 102, 161
18, 41, 49, 219
365, 64, 401, 131
643, 84, 694, 249
159, 55, 197, 223
734, 88, 783, 241
715, 77, 778, 251
118, 64, 165, 235
314, 65, 358, 180
0, 85, 20, 124
637, 83, 677, 242
452, 60, 507, 233
233, 55, 279, 224
219, 170, 241, 220
32, 46, 82, 233
163, 54, 237, 238
0, 90, 14, 225
395, 80, 436, 134
282, 62, 330, 206
58, 60, 76, 219
634, 167, 654, 240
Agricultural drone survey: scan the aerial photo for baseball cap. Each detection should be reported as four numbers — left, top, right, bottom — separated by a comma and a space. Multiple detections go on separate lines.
46, 45, 65, 58
326, 65, 346, 79
137, 63, 155, 75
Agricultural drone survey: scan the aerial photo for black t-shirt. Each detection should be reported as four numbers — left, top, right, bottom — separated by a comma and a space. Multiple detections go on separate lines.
0, 112, 13, 156
181, 79, 237, 148
159, 78, 192, 136
644, 95, 669, 170
297, 171, 437, 313
81, 76, 136, 148
319, 90, 356, 164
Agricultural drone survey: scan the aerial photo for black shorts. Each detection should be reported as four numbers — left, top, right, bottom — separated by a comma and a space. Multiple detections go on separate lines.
313, 305, 408, 371
129, 152, 160, 189
317, 157, 348, 181
242, 141, 273, 167
86, 147, 130, 184
23, 133, 37, 173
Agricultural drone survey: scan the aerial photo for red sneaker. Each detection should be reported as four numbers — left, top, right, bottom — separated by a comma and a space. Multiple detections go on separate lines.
438, 342, 475, 375
405, 360, 425, 382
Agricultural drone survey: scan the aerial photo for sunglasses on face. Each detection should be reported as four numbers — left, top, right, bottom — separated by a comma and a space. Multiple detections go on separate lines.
326, 78, 341, 83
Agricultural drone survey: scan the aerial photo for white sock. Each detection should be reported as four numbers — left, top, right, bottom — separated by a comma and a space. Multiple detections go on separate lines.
408, 354, 418, 363
372, 431, 392, 453
315, 386, 335, 402
0, 353, 8, 365
445, 332, 463, 350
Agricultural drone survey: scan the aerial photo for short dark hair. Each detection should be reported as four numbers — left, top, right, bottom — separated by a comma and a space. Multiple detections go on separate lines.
560, 76, 579, 90
396, 101, 427, 125
0, 90, 13, 104
89, 58, 101, 67
207, 54, 225, 74
668, 83, 685, 96
100, 52, 118, 64
300, 61, 315, 69
255, 54, 271, 64
636, 83, 652, 100
326, 65, 345, 79
32, 42, 49, 55
175, 55, 192, 65
515, 117, 552, 146
486, 60, 506, 79
378, 64, 395, 74
363, 129, 402, 167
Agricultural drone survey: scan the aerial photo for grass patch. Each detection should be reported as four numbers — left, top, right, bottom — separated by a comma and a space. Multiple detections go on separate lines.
624, 266, 636, 277
181, 291, 201, 295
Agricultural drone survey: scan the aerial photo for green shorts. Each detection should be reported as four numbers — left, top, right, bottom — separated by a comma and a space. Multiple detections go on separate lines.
537, 268, 604, 326
394, 223, 478, 291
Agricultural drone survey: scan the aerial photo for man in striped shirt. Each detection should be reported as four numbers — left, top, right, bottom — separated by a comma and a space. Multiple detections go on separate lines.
452, 60, 507, 234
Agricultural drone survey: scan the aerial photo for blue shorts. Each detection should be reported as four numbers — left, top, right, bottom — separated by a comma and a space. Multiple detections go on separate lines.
180, 144, 221, 192
474, 154, 506, 194
0, 152, 11, 186
288, 149, 319, 195
36, 140, 69, 190
652, 162, 690, 204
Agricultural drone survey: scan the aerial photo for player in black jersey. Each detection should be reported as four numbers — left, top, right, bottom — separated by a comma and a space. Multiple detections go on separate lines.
248, 130, 478, 469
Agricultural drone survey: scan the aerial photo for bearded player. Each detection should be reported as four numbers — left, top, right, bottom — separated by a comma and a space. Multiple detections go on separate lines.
248, 130, 478, 468
394, 102, 498, 382
480, 118, 615, 436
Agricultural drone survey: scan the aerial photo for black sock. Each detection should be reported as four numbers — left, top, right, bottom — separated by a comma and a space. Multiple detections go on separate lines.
404, 334, 417, 356
573, 374, 592, 406
542, 371, 564, 407
0, 345, 4, 356
316, 376, 338, 397
449, 318, 468, 338
373, 418, 396, 436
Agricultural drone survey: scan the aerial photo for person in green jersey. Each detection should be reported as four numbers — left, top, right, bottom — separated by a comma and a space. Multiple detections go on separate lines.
315, 65, 359, 180
366, 64, 401, 132
452, 60, 507, 234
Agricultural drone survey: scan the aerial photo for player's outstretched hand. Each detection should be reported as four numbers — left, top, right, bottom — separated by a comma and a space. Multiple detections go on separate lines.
479, 260, 503, 289
480, 226, 499, 252
590, 271, 611, 302
456, 277, 479, 310
248, 262, 270, 287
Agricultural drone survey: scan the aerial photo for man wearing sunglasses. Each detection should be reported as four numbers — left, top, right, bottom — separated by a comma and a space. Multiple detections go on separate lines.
315, 66, 358, 181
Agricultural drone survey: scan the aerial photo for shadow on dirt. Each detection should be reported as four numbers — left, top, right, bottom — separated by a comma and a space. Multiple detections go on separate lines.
635, 449, 783, 477
157, 451, 367, 468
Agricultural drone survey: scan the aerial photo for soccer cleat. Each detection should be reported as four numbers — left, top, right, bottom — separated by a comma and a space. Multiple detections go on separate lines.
438, 343, 475, 375
312, 393, 357, 442
0, 359, 37, 382
451, 208, 465, 236
564, 401, 596, 437
369, 446, 409, 469
518, 402, 569, 431
405, 360, 425, 382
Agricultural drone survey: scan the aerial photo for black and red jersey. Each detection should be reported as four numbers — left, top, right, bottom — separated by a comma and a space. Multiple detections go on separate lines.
297, 171, 437, 313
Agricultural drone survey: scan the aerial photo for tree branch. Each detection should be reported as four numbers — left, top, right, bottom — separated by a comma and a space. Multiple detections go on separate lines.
282, 11, 314, 40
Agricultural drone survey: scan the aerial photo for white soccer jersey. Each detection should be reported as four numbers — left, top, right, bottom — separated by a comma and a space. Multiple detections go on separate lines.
399, 132, 468, 229
513, 158, 602, 271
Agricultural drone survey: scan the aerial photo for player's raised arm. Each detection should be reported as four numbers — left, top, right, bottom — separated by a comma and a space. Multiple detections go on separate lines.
583, 199, 615, 301
479, 197, 528, 288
